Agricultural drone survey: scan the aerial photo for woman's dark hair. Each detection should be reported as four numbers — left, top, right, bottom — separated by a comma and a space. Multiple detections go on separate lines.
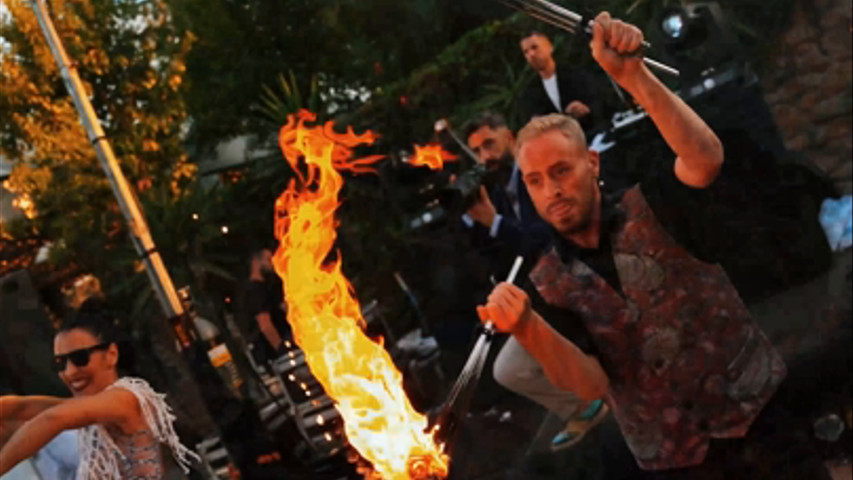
60, 298, 119, 342
59, 298, 137, 375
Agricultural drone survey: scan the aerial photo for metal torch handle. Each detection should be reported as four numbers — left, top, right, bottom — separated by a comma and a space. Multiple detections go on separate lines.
641, 57, 681, 77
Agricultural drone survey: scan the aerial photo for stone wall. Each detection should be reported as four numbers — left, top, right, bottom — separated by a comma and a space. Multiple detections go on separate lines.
762, 0, 852, 193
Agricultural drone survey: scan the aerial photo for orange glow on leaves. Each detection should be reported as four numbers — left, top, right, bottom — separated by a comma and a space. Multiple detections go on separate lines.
409, 144, 457, 171
272, 110, 448, 480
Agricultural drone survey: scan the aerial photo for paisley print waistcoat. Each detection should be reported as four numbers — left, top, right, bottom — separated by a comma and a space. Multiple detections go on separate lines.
530, 186, 786, 470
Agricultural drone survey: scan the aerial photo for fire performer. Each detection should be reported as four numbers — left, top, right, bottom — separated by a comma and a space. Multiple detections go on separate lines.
463, 111, 609, 451
478, 12, 826, 477
0, 300, 198, 479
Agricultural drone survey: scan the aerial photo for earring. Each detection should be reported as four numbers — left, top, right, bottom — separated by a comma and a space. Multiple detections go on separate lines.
598, 178, 604, 187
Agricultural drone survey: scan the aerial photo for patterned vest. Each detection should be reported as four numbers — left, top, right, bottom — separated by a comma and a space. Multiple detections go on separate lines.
530, 186, 786, 470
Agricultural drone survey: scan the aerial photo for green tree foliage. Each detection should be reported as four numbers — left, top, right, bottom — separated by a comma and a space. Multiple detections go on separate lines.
351, 13, 546, 148
164, 0, 796, 160
255, 71, 324, 126
166, 0, 509, 151
1, 0, 196, 275
167, 0, 352, 149
356, 0, 798, 149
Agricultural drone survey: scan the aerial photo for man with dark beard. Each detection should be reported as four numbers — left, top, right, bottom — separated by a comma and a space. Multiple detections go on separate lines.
462, 111, 551, 263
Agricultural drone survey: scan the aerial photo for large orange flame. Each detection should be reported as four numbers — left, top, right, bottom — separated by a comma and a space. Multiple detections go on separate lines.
409, 144, 457, 170
272, 110, 448, 480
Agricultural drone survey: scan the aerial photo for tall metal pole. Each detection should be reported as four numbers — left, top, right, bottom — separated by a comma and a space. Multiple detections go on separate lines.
30, 0, 184, 321
29, 1, 228, 449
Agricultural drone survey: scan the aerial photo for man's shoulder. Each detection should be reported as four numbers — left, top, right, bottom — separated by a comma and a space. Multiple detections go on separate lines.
554, 64, 597, 98
522, 72, 558, 101
609, 185, 635, 206
636, 171, 709, 215
520, 78, 545, 100
241, 279, 266, 293
555, 63, 580, 74
555, 64, 592, 79
237, 280, 269, 310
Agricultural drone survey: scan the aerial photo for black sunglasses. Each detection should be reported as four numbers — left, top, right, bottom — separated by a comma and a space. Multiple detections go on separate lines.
52, 343, 111, 372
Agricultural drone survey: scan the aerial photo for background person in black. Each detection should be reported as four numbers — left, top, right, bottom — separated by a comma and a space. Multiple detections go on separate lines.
517, 31, 601, 134
236, 247, 291, 364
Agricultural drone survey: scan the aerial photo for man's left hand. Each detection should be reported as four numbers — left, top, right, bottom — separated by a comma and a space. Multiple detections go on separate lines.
565, 100, 591, 118
467, 186, 497, 228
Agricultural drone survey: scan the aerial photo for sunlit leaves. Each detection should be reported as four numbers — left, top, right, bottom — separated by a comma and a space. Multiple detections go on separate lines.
0, 0, 195, 284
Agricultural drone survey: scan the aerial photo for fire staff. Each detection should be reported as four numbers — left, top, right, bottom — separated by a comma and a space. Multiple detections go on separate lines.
477, 12, 827, 478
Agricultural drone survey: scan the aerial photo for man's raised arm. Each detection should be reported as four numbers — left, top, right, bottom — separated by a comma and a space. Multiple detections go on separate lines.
590, 12, 724, 188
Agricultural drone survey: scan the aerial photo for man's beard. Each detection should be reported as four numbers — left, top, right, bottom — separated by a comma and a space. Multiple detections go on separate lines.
561, 203, 594, 235
482, 151, 515, 188
552, 181, 598, 237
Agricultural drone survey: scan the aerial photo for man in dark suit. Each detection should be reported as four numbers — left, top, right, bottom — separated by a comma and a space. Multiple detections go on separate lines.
461, 111, 551, 269
518, 31, 600, 133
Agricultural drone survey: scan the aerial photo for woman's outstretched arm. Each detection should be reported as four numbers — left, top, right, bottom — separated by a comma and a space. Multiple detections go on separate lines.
0, 396, 66, 447
0, 396, 66, 422
0, 389, 139, 474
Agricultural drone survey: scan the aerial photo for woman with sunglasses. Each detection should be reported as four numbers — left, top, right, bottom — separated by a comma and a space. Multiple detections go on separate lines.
0, 300, 197, 479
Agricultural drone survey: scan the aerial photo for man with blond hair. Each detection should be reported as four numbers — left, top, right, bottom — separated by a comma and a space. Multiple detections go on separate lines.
466, 111, 608, 451
477, 12, 825, 478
